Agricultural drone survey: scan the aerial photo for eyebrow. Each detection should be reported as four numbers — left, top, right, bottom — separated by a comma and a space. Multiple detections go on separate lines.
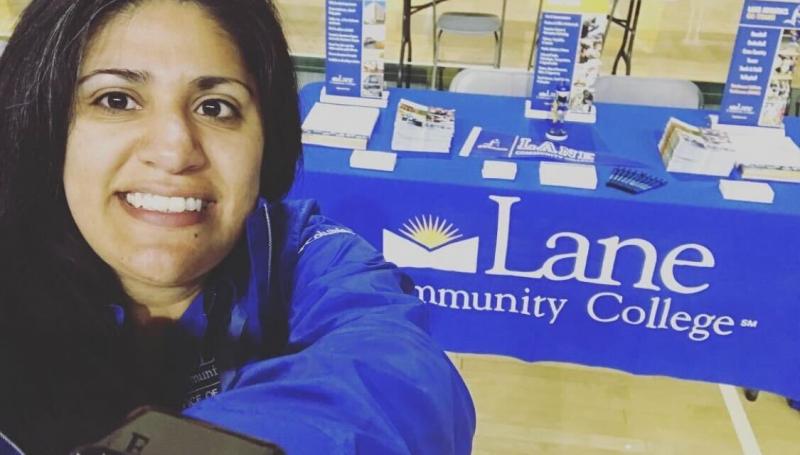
77, 68, 150, 85
194, 76, 254, 96
76, 70, 253, 96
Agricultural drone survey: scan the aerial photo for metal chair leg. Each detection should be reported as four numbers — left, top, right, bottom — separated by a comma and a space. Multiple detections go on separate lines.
493, 31, 500, 68
432, 28, 442, 89
744, 388, 759, 402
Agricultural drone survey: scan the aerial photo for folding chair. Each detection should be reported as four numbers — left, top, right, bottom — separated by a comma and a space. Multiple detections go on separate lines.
432, 0, 508, 89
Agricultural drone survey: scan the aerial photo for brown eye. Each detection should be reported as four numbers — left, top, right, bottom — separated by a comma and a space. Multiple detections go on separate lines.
97, 92, 139, 111
196, 99, 237, 119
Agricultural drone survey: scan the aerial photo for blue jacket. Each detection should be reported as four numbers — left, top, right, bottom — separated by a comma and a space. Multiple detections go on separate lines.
173, 199, 476, 454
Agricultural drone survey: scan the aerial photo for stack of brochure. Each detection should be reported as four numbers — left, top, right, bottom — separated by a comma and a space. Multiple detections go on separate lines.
733, 134, 800, 183
659, 117, 800, 182
301, 102, 380, 150
391, 98, 455, 153
739, 163, 800, 183
658, 117, 736, 176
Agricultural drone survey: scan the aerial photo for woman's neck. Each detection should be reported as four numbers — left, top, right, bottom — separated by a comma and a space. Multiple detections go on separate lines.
123, 283, 203, 328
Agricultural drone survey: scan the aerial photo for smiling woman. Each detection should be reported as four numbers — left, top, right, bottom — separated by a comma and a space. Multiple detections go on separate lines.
0, 1, 474, 454
66, 1, 265, 323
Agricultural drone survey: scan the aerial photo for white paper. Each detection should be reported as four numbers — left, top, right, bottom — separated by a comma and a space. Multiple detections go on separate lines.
319, 87, 389, 109
459, 126, 482, 157
301, 102, 380, 149
481, 160, 517, 180
539, 162, 597, 190
718, 179, 774, 204
349, 149, 397, 172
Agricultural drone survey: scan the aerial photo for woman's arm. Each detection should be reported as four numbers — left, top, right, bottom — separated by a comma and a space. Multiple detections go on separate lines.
185, 214, 476, 454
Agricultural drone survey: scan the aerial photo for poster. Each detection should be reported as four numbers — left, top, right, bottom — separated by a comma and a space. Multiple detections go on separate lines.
325, 0, 386, 100
719, 0, 800, 127
528, 0, 609, 120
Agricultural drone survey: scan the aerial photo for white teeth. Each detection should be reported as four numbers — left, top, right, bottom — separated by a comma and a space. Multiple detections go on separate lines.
124, 192, 205, 213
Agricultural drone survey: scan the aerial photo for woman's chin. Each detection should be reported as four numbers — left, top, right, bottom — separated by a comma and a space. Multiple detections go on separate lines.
117, 256, 213, 294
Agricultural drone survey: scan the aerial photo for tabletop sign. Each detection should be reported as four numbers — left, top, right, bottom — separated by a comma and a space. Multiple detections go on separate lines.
525, 0, 609, 123
324, 0, 389, 108
719, 0, 800, 128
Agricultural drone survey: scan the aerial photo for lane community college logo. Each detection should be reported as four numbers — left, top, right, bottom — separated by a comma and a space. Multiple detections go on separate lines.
382, 215, 479, 273
785, 6, 800, 27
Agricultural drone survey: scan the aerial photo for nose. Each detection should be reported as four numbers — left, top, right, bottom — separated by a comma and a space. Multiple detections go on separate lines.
137, 107, 207, 174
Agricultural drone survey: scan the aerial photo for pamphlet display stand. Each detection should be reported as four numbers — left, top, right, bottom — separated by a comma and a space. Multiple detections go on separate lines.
525, 0, 609, 124
323, 0, 390, 109
717, 0, 800, 133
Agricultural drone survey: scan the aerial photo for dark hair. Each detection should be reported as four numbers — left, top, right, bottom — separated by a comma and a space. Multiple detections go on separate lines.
0, 1, 300, 452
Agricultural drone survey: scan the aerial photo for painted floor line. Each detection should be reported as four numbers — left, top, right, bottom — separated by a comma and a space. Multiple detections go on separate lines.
720, 384, 762, 455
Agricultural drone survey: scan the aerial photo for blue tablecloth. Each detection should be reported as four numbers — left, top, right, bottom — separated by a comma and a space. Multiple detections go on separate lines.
293, 82, 800, 399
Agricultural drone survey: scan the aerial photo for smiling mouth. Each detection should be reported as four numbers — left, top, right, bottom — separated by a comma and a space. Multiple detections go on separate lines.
121, 192, 211, 214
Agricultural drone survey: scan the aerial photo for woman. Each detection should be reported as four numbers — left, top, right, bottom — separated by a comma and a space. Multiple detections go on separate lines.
0, 1, 475, 453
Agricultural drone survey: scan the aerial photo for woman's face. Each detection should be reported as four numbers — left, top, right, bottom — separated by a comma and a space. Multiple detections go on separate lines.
64, 1, 264, 302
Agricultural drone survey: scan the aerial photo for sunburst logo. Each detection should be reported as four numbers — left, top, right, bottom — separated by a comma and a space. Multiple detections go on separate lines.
399, 215, 463, 250
383, 214, 480, 274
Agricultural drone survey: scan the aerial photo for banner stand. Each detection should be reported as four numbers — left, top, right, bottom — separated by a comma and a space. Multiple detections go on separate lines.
718, 0, 800, 132
324, 0, 389, 110
320, 87, 389, 109
526, 0, 609, 126
524, 100, 597, 123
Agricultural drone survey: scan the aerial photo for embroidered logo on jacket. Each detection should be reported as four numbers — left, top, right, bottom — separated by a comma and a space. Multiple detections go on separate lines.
299, 227, 355, 253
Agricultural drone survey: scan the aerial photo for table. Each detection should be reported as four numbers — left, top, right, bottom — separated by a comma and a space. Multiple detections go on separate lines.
292, 82, 800, 399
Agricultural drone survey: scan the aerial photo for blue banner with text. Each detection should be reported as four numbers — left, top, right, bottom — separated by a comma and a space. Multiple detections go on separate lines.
720, 0, 800, 127
529, 0, 609, 116
325, 0, 386, 99
296, 170, 800, 400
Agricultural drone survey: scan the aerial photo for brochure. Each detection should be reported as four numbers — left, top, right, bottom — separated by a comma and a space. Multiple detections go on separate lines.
391, 98, 455, 154
732, 133, 800, 182
739, 163, 800, 182
658, 118, 737, 177
659, 116, 800, 181
301, 102, 380, 150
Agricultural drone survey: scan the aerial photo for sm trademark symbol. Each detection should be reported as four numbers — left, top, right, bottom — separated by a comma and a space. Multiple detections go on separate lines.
740, 319, 759, 328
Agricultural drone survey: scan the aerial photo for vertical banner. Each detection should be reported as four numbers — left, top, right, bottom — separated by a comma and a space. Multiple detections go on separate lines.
325, 0, 386, 101
719, 0, 800, 128
526, 0, 609, 122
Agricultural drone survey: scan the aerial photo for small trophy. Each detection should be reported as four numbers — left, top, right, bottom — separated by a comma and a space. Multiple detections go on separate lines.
545, 84, 570, 142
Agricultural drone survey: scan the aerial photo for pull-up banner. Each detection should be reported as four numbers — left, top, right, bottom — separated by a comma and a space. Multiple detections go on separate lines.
325, 0, 387, 104
527, 0, 609, 123
719, 0, 800, 127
